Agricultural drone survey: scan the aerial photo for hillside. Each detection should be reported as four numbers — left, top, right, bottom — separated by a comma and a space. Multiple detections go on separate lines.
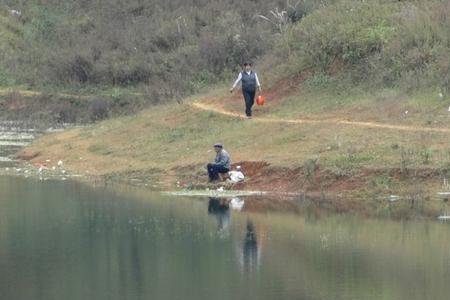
0, 0, 318, 106
5, 0, 450, 217
2, 0, 450, 126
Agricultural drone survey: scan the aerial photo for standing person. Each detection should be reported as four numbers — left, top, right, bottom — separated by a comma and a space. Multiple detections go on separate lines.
206, 143, 231, 182
230, 62, 262, 118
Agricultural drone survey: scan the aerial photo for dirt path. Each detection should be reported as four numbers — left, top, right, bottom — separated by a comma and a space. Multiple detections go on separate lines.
5, 85, 450, 134
191, 101, 450, 133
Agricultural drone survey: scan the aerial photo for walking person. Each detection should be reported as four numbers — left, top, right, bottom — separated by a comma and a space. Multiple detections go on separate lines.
206, 143, 231, 182
230, 62, 262, 118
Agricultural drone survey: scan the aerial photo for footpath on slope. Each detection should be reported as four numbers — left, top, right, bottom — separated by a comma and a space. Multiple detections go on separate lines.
4, 84, 450, 133
190, 101, 450, 134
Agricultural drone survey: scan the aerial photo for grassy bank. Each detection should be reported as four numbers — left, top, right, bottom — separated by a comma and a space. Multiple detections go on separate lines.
19, 81, 450, 216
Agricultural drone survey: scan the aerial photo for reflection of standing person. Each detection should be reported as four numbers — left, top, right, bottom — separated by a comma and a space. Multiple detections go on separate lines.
208, 198, 231, 237
243, 220, 259, 273
230, 62, 262, 118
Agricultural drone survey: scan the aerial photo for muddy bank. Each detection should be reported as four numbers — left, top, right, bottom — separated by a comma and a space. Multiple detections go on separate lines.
13, 149, 450, 219
175, 161, 442, 196
170, 161, 449, 219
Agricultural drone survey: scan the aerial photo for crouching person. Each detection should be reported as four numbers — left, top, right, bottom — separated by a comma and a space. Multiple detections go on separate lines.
207, 143, 231, 182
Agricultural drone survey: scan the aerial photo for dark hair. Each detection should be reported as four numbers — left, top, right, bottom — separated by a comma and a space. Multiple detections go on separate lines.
243, 62, 252, 67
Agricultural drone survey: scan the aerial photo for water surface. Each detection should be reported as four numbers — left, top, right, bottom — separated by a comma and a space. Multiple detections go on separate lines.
1, 176, 450, 300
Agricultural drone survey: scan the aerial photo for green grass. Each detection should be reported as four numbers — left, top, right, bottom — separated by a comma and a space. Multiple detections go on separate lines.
24, 85, 450, 178
329, 153, 373, 177
87, 143, 113, 155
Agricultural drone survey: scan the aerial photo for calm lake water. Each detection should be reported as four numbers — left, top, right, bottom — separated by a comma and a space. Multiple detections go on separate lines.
1, 176, 450, 300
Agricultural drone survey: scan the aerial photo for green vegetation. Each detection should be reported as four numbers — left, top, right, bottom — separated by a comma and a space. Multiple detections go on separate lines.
285, 0, 450, 93
8, 0, 450, 204
2, 1, 450, 101
1, 0, 450, 125
0, 0, 326, 94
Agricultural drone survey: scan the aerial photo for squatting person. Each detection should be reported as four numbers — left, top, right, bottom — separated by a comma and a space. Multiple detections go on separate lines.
207, 143, 231, 182
230, 62, 262, 118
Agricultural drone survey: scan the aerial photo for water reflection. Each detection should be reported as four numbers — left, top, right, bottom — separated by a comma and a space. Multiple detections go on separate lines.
208, 197, 231, 237
241, 220, 261, 275
207, 197, 261, 275
2, 177, 450, 300
230, 197, 245, 211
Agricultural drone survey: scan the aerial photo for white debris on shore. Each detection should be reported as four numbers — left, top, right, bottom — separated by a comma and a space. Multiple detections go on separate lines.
164, 190, 267, 197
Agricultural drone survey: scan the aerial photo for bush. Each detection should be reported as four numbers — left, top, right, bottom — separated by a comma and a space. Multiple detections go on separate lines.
89, 98, 109, 122
289, 1, 397, 75
287, 0, 450, 92
330, 152, 371, 178
1, 1, 281, 89
5, 0, 450, 108
1, 0, 324, 99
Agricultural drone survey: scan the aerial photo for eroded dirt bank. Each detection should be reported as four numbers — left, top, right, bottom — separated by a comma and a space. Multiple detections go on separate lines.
15, 144, 450, 219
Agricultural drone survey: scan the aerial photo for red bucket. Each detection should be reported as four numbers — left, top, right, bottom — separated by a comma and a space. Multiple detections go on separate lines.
256, 95, 265, 106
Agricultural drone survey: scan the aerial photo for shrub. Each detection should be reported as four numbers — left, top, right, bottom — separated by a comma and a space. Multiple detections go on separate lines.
287, 0, 450, 92
1, 0, 322, 96
289, 1, 397, 74
5, 0, 450, 109
330, 152, 371, 178
89, 98, 109, 122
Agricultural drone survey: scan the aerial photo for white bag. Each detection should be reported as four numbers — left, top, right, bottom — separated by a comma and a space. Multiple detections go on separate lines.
228, 170, 245, 183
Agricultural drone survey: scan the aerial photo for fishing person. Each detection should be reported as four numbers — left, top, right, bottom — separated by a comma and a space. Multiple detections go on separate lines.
230, 62, 262, 118
207, 143, 231, 182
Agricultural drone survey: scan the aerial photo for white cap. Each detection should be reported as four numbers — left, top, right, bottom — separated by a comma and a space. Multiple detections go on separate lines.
236, 165, 241, 170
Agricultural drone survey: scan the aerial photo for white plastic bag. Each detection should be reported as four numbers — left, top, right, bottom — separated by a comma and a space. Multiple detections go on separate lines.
228, 170, 245, 183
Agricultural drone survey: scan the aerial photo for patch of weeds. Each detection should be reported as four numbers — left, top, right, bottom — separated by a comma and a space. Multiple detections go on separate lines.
438, 162, 450, 179
419, 148, 433, 165
369, 175, 393, 191
305, 73, 332, 89
88, 143, 113, 155
110, 88, 122, 100
164, 129, 185, 143
278, 132, 306, 143
329, 152, 371, 177
303, 158, 319, 185
400, 147, 412, 174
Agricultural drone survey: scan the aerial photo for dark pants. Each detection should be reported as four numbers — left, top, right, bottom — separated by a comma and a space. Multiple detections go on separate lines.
242, 89, 256, 117
207, 163, 229, 181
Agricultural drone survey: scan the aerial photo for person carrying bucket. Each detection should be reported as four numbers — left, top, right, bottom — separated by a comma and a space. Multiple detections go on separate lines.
230, 62, 262, 118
